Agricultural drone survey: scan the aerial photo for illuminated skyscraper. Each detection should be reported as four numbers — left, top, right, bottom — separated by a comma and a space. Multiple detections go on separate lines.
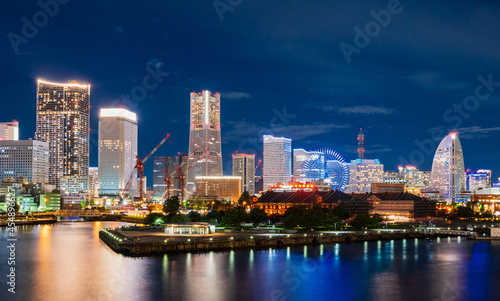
98, 108, 138, 196
186, 91, 223, 193
430, 133, 465, 202
263, 135, 292, 190
293, 149, 316, 182
35, 80, 90, 191
232, 153, 255, 194
0, 120, 19, 140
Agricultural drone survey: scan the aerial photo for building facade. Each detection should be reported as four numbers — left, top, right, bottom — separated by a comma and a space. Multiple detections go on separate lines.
471, 187, 500, 213
466, 169, 492, 192
88, 167, 99, 197
195, 176, 241, 203
0, 120, 19, 141
0, 140, 49, 184
232, 153, 255, 195
186, 91, 223, 193
98, 108, 138, 196
293, 149, 315, 182
263, 135, 292, 191
35, 80, 90, 190
398, 166, 431, 189
430, 133, 465, 202
346, 159, 384, 193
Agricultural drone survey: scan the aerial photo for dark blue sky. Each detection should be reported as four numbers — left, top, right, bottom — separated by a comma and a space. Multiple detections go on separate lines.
2, 0, 500, 183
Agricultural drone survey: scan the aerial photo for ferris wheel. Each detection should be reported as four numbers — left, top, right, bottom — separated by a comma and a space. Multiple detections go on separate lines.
301, 148, 349, 191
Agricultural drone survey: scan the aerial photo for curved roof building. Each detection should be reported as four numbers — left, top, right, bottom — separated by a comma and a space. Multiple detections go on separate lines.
430, 133, 465, 202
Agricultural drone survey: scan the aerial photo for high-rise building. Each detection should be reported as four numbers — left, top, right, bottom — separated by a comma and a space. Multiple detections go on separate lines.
346, 159, 384, 193
398, 166, 431, 189
88, 167, 99, 197
195, 176, 241, 204
98, 108, 138, 196
466, 169, 492, 192
0, 140, 49, 183
430, 133, 465, 202
35, 80, 90, 190
186, 91, 223, 193
293, 149, 315, 182
0, 120, 19, 141
263, 135, 292, 190
232, 153, 255, 194
153, 154, 188, 197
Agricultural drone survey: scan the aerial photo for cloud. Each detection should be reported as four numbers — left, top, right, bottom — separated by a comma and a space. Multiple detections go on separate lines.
454, 126, 500, 139
319, 105, 397, 115
407, 70, 469, 92
222, 91, 251, 100
223, 121, 350, 143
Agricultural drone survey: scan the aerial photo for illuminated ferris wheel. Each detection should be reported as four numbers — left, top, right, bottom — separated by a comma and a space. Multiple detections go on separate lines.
301, 148, 349, 191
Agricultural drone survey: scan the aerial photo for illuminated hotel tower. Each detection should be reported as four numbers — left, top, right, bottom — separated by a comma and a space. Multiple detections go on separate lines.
186, 91, 223, 194
98, 108, 138, 196
430, 133, 465, 203
35, 80, 90, 190
263, 135, 292, 190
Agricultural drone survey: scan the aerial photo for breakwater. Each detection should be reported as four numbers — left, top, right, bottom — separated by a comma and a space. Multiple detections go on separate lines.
99, 229, 466, 256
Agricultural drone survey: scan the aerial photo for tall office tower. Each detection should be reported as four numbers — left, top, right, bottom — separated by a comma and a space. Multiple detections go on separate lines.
0, 120, 19, 140
346, 159, 384, 193
88, 167, 99, 197
186, 91, 223, 193
35, 80, 90, 190
232, 153, 255, 194
357, 128, 365, 160
263, 135, 292, 191
430, 133, 465, 202
293, 149, 314, 182
98, 108, 138, 196
0, 140, 49, 183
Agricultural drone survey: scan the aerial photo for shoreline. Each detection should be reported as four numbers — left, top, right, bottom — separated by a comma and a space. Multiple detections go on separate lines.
0, 218, 58, 227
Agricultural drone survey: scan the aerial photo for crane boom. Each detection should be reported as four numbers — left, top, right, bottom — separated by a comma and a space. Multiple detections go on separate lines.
142, 134, 170, 164
121, 133, 171, 203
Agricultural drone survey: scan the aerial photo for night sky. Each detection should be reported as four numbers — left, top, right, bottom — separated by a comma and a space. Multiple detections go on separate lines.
2, 0, 500, 183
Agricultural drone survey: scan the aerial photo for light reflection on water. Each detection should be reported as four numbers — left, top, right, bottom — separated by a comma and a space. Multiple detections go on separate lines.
1, 221, 500, 301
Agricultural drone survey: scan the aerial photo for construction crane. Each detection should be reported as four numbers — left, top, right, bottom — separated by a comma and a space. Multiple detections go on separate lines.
121, 134, 171, 204
163, 146, 199, 200
162, 147, 209, 202
255, 159, 262, 171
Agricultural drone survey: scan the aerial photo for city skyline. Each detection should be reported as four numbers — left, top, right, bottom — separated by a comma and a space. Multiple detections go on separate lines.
2, 1, 500, 183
